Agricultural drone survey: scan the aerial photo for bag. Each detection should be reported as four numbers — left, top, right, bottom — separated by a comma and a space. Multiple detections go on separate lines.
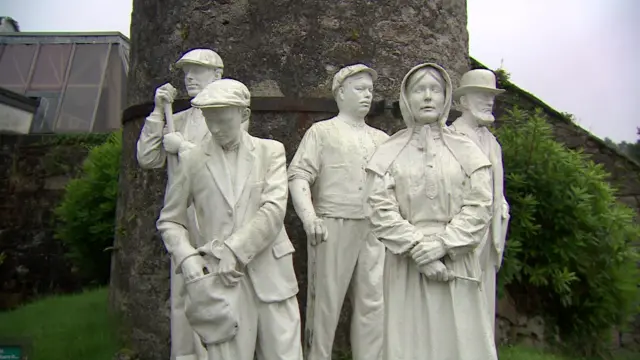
184, 272, 240, 346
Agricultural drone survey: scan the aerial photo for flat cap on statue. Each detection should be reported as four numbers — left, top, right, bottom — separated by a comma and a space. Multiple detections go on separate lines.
453, 69, 505, 100
191, 78, 251, 108
175, 48, 224, 69
331, 64, 378, 94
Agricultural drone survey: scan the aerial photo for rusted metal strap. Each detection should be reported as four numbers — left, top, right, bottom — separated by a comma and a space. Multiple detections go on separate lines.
121, 97, 396, 125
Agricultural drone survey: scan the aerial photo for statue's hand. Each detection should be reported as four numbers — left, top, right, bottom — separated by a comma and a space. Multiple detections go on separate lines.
163, 132, 185, 154
181, 255, 207, 282
410, 238, 446, 266
154, 83, 177, 110
217, 246, 243, 287
178, 141, 197, 158
419, 260, 452, 282
304, 217, 328, 246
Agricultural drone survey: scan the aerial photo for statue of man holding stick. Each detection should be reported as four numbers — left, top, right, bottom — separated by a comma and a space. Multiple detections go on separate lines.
136, 48, 224, 360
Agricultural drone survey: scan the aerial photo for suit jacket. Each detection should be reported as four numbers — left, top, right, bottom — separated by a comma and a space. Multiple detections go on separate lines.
137, 107, 210, 249
157, 130, 299, 303
136, 107, 209, 182
450, 119, 510, 267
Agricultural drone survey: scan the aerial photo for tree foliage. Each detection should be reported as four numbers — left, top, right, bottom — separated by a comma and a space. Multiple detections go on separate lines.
54, 131, 122, 285
496, 107, 640, 355
604, 128, 640, 164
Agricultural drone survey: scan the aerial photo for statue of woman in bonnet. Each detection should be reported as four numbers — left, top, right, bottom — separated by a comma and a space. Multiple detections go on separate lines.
364, 63, 498, 360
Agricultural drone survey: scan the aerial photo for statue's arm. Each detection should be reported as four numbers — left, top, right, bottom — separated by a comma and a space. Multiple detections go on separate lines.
225, 142, 288, 265
433, 165, 494, 260
136, 108, 168, 169
156, 156, 198, 270
364, 170, 423, 255
287, 126, 321, 225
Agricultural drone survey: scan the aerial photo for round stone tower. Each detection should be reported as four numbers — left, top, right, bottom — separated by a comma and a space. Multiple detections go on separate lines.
110, 1, 470, 359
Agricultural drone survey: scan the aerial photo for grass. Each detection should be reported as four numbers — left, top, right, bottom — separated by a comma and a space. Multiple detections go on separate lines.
500, 345, 639, 360
0, 288, 637, 360
0, 287, 121, 360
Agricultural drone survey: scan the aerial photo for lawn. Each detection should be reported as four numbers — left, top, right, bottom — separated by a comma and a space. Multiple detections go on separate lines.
0, 288, 636, 360
0, 287, 120, 360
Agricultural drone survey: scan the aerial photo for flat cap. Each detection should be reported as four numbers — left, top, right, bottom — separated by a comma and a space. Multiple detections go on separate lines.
331, 64, 378, 94
191, 79, 251, 108
176, 49, 224, 69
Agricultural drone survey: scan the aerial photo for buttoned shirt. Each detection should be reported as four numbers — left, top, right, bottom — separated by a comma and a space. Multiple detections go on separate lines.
288, 118, 389, 219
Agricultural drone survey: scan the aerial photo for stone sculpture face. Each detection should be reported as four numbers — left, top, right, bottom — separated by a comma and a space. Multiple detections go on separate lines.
201, 106, 250, 148
336, 72, 374, 117
460, 91, 497, 125
183, 63, 222, 97
405, 68, 447, 125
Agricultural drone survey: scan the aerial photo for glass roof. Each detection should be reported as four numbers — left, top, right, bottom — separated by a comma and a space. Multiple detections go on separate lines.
0, 32, 129, 133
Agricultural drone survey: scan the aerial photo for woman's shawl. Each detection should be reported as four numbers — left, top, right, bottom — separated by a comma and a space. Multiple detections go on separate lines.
366, 63, 490, 177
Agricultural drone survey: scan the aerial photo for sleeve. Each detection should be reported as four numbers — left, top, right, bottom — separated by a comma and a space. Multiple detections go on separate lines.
287, 125, 322, 185
225, 142, 288, 265
364, 169, 424, 255
434, 165, 493, 260
155, 156, 198, 271
136, 109, 168, 169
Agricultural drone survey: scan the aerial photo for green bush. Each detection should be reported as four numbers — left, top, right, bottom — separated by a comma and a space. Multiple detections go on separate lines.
496, 107, 640, 355
54, 131, 122, 285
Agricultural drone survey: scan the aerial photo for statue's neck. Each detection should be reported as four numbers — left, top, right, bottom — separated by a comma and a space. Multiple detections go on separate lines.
459, 111, 481, 129
337, 113, 366, 127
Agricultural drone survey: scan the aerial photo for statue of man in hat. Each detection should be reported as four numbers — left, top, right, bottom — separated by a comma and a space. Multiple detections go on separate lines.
157, 78, 303, 360
450, 69, 511, 335
288, 64, 388, 360
136, 48, 224, 360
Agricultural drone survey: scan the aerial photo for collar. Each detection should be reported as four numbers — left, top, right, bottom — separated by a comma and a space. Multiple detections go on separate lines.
204, 130, 254, 155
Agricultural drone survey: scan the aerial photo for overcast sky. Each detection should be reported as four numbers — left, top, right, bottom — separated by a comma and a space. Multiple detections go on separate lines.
1, 0, 638, 143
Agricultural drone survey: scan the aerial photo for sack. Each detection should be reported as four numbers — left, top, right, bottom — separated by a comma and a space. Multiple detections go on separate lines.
184, 272, 240, 345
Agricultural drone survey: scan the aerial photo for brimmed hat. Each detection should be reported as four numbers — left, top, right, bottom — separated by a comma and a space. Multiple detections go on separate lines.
453, 69, 505, 100
331, 64, 378, 94
176, 49, 224, 69
191, 79, 251, 108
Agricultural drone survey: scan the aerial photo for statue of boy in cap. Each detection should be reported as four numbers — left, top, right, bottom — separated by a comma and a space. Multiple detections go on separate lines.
136, 48, 224, 360
450, 69, 511, 335
157, 78, 303, 360
288, 64, 388, 360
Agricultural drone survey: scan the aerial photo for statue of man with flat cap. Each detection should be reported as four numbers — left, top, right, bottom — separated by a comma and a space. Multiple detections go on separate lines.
450, 69, 511, 335
288, 64, 388, 360
136, 48, 224, 360
157, 78, 303, 360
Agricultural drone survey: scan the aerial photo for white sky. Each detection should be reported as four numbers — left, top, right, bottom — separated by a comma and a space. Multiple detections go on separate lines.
1, 0, 638, 143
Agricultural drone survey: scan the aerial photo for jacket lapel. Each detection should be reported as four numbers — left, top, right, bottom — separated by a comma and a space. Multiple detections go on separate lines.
234, 132, 256, 204
204, 139, 234, 207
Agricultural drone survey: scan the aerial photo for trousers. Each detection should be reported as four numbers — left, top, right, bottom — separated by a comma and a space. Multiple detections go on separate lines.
206, 275, 303, 360
305, 217, 385, 360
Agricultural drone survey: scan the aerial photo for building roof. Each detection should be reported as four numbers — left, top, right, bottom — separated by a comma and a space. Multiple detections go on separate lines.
0, 31, 129, 46
0, 31, 130, 133
0, 86, 39, 113
469, 57, 640, 170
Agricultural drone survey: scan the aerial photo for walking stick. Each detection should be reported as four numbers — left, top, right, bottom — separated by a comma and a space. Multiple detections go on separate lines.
164, 102, 179, 167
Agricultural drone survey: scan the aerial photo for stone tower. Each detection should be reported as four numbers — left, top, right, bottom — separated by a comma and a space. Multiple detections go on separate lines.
110, 1, 470, 359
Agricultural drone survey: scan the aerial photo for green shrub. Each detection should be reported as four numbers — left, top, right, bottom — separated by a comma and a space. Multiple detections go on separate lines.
54, 131, 122, 285
496, 107, 640, 355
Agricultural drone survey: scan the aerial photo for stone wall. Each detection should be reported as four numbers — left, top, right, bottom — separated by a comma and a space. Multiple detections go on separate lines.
0, 133, 107, 310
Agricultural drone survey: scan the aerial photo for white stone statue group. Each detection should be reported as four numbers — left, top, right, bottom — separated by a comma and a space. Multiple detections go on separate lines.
137, 48, 510, 360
